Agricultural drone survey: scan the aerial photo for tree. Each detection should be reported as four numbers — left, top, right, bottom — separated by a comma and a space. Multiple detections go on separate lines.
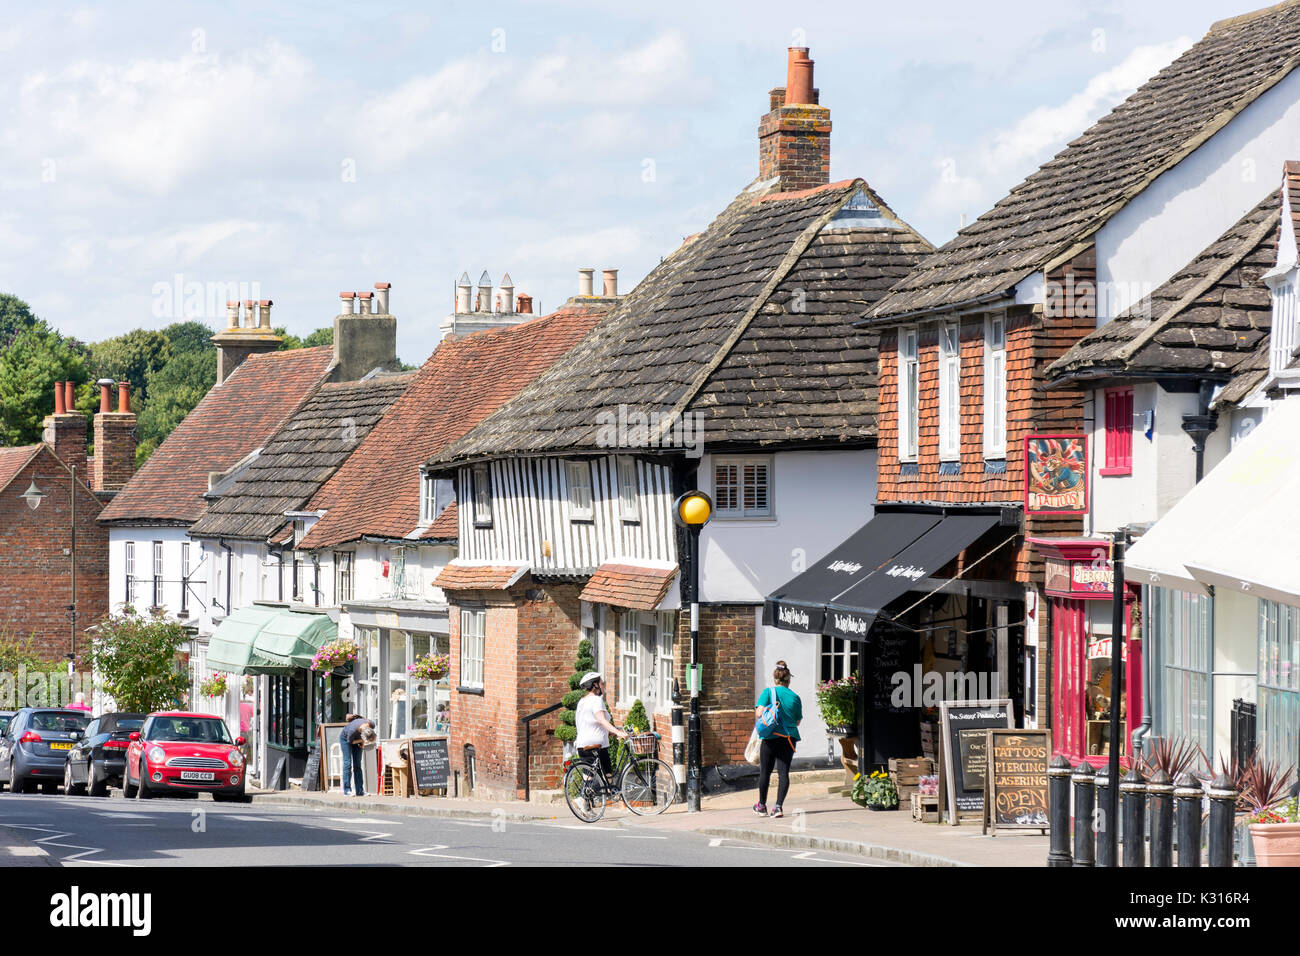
82, 608, 190, 713
136, 348, 218, 465
0, 293, 41, 346
554, 639, 597, 744
0, 327, 87, 445
274, 326, 333, 351
159, 320, 215, 356
89, 329, 172, 406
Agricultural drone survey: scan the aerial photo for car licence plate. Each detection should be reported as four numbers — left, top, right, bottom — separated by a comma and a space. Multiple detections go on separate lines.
49, 743, 71, 751
180, 771, 215, 781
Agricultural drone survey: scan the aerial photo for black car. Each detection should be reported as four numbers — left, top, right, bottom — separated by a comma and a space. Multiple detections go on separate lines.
63, 712, 146, 796
0, 708, 90, 794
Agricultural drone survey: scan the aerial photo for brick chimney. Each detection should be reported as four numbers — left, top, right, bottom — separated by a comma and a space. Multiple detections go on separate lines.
211, 298, 283, 383
758, 48, 831, 191
42, 380, 87, 474
92, 380, 136, 493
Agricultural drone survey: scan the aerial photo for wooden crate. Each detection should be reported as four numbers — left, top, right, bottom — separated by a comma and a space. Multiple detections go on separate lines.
911, 791, 940, 823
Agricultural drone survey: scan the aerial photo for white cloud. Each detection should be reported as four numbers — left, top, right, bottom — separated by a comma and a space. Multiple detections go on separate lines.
518, 32, 697, 107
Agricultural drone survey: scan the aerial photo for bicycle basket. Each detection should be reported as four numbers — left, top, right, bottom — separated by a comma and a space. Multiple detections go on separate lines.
627, 733, 657, 756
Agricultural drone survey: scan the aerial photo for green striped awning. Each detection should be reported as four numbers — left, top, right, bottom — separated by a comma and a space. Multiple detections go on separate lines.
205, 606, 337, 675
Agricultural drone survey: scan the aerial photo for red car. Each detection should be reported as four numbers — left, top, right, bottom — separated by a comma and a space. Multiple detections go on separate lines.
124, 712, 248, 802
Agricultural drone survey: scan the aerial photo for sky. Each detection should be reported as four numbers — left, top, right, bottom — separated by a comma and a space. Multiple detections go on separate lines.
0, 0, 1268, 365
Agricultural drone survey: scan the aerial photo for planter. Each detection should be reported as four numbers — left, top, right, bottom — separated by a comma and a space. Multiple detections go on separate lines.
1249, 823, 1300, 867
1234, 822, 1256, 866
825, 725, 858, 738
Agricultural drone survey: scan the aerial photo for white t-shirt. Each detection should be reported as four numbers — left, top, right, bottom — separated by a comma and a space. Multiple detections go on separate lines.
575, 693, 611, 749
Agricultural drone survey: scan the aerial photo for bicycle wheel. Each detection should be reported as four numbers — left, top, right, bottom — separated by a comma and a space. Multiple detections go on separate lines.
563, 762, 607, 823
619, 757, 676, 815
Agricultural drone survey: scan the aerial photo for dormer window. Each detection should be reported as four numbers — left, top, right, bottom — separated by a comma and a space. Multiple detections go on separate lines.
420, 472, 437, 525
472, 464, 493, 527
1270, 280, 1297, 377
566, 460, 594, 521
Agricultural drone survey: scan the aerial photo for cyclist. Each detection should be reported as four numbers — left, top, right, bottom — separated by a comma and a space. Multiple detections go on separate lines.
574, 672, 630, 776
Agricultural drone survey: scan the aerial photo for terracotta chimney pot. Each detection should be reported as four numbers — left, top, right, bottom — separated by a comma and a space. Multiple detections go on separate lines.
786, 47, 814, 105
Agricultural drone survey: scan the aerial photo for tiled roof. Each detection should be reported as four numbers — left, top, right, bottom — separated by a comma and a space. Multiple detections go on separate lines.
432, 562, 529, 591
0, 445, 41, 494
99, 346, 334, 525
871, 3, 1300, 321
430, 178, 930, 464
1046, 190, 1278, 391
188, 373, 413, 541
578, 562, 677, 610
417, 501, 458, 541
297, 307, 608, 551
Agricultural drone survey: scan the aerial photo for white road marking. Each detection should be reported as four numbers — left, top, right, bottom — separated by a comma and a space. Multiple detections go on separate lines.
3, 824, 134, 867
328, 817, 402, 825
408, 845, 509, 867
616, 834, 668, 839
228, 816, 272, 822
7, 846, 48, 856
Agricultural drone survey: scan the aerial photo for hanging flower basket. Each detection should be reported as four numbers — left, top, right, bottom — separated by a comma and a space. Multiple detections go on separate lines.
816, 673, 860, 732
311, 639, 358, 672
199, 672, 228, 698
408, 653, 450, 682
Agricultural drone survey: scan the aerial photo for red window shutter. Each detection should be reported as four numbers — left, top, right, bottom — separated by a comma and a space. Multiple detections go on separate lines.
1103, 388, 1133, 474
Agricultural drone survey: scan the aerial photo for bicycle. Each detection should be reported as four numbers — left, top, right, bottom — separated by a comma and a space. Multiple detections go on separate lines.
562, 728, 677, 822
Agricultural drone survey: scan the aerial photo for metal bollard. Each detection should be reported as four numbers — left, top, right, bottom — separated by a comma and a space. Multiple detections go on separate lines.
1121, 766, 1147, 868
1147, 769, 1174, 867
1207, 772, 1238, 868
1048, 755, 1073, 867
1095, 767, 1114, 867
1174, 772, 1203, 867
1072, 761, 1096, 868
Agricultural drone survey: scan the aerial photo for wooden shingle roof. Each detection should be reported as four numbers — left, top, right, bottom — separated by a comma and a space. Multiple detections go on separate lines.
98, 346, 335, 526
1046, 190, 1278, 393
296, 306, 609, 551
871, 1, 1300, 322
429, 178, 930, 465
188, 372, 414, 542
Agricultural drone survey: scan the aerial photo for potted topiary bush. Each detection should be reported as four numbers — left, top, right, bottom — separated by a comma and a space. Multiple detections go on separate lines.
555, 639, 597, 757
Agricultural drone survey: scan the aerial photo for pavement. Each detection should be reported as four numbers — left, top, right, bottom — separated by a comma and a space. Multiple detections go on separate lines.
0, 825, 55, 867
248, 773, 1049, 867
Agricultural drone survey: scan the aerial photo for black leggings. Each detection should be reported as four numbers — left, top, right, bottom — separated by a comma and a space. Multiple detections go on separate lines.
758, 736, 794, 807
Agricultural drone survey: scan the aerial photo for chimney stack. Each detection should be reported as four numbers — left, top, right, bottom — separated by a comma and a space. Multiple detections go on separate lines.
578, 268, 595, 297
43, 381, 87, 474
210, 288, 283, 383
602, 269, 618, 297
498, 273, 515, 313
333, 281, 398, 382
477, 271, 493, 313
92, 380, 135, 493
456, 273, 472, 314
516, 293, 533, 314
758, 47, 830, 191
98, 379, 113, 414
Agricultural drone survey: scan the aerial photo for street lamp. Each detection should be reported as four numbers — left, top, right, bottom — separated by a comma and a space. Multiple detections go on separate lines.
673, 490, 712, 812
20, 479, 47, 510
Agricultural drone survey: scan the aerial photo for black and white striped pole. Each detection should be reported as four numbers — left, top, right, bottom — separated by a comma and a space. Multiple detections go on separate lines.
671, 681, 686, 803
674, 491, 713, 813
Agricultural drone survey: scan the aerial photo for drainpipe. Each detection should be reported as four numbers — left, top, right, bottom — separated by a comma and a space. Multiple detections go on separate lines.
1180, 380, 1219, 484
221, 540, 233, 616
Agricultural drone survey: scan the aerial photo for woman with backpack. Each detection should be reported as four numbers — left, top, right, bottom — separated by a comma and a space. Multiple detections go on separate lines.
753, 660, 802, 818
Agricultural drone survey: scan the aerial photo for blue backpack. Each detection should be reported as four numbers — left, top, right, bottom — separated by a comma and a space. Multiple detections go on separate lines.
756, 685, 782, 739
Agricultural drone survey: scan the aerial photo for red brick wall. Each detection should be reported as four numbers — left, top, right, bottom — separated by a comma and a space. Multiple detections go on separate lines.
92, 412, 136, 493
876, 251, 1097, 582
758, 105, 831, 191
0, 447, 107, 664
446, 579, 582, 799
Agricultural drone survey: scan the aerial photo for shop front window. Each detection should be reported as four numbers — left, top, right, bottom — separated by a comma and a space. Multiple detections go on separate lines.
820, 636, 860, 682
268, 671, 307, 750
1150, 587, 1212, 757
1258, 599, 1300, 769
1051, 595, 1135, 763
355, 628, 380, 725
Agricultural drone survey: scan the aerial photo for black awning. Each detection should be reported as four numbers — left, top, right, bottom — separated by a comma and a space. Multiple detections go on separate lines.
762, 511, 943, 635
822, 513, 1002, 639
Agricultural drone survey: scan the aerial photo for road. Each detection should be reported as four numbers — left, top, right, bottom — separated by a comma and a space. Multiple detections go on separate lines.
0, 792, 888, 867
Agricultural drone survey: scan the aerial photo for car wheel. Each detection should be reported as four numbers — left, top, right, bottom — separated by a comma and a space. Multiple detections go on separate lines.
11, 761, 31, 795
87, 762, 107, 798
64, 761, 86, 796
135, 762, 152, 800
122, 763, 137, 799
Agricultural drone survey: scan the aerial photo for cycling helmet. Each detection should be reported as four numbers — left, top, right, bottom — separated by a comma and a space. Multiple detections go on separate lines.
578, 671, 603, 689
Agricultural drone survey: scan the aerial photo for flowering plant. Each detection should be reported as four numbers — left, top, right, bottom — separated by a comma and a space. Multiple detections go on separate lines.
815, 672, 859, 730
851, 769, 899, 809
311, 639, 358, 672
1250, 797, 1298, 825
408, 653, 449, 682
199, 672, 228, 698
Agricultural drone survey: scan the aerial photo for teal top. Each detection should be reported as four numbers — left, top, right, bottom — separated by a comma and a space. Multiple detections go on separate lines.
756, 685, 803, 742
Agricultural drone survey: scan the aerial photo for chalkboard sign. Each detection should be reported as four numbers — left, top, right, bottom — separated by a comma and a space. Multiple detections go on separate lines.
866, 627, 921, 765
938, 699, 1012, 825
407, 736, 450, 792
984, 729, 1051, 835
302, 747, 322, 791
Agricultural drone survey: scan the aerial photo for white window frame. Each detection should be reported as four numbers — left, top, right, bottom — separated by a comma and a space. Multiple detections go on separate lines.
713, 456, 773, 518
899, 328, 919, 461
420, 472, 437, 525
619, 613, 641, 706
459, 608, 485, 690
180, 542, 190, 613
656, 613, 675, 710
124, 541, 136, 607
472, 464, 493, 527
335, 551, 354, 605
939, 322, 961, 461
618, 610, 676, 713
565, 460, 595, 521
983, 313, 1007, 459
617, 456, 640, 522
152, 540, 164, 608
